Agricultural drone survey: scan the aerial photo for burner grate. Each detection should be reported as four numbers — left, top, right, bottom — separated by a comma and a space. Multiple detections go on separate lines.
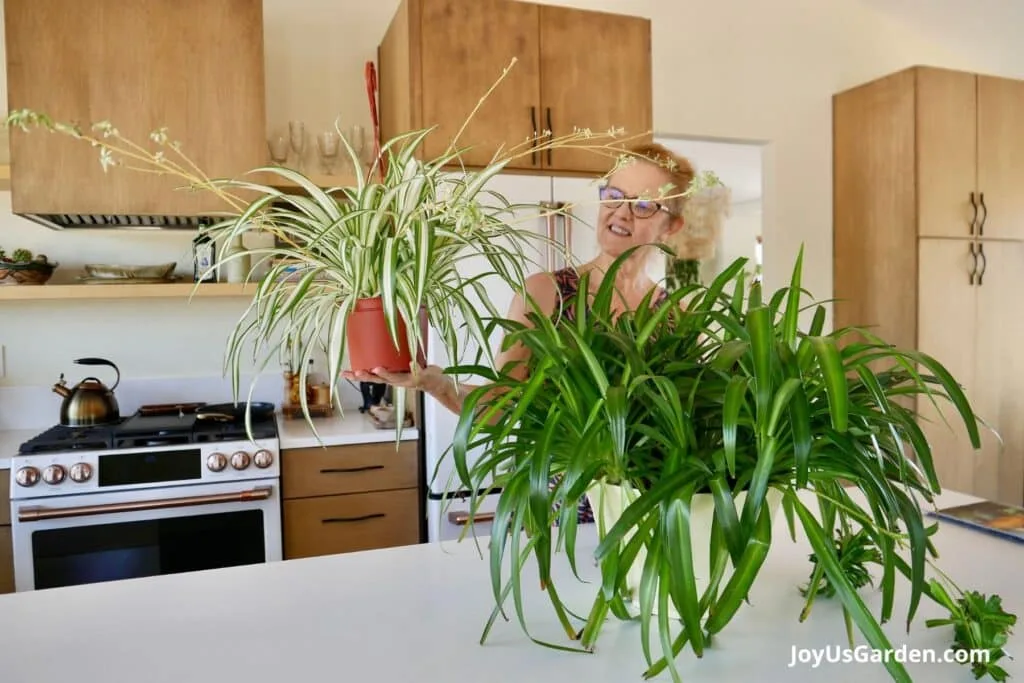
18, 422, 121, 455
19, 404, 277, 454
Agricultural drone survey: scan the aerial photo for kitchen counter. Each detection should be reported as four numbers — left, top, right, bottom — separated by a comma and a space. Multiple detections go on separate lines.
275, 410, 418, 449
0, 430, 38, 470
0, 488, 1018, 683
0, 410, 418, 469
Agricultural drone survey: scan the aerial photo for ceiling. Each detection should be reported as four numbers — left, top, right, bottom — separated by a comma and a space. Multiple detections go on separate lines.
654, 136, 763, 204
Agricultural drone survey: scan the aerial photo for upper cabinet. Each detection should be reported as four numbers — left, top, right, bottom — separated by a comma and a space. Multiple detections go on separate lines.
377, 0, 652, 176
915, 67, 1024, 240
4, 0, 267, 224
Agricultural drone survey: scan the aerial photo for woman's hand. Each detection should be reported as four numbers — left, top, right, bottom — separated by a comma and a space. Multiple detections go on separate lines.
342, 364, 446, 393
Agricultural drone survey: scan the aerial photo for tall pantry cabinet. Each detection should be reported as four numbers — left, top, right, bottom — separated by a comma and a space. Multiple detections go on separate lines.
833, 65, 1024, 506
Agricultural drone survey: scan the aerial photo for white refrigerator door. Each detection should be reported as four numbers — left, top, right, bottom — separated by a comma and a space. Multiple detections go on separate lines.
424, 173, 552, 498
552, 175, 604, 267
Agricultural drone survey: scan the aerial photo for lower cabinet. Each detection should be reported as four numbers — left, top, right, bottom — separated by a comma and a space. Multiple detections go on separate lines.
280, 440, 421, 559
0, 470, 12, 593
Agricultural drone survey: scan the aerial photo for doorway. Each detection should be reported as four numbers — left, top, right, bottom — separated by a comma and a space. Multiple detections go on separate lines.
652, 135, 765, 286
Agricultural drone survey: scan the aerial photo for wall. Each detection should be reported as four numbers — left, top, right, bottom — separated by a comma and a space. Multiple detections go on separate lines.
2, 0, 1023, 410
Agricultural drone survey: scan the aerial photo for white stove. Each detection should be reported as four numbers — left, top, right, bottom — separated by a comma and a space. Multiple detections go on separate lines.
8, 403, 283, 592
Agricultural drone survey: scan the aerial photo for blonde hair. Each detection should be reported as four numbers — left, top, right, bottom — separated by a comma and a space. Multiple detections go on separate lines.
616, 142, 696, 216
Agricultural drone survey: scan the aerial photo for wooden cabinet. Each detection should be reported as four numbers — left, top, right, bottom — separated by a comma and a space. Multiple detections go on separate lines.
4, 0, 267, 219
0, 470, 12, 594
833, 65, 1024, 506
280, 441, 421, 559
377, 0, 652, 175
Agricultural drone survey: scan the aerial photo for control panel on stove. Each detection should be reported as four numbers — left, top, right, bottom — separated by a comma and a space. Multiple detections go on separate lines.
10, 439, 280, 499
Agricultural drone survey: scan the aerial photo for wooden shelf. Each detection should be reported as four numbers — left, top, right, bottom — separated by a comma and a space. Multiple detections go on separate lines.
0, 281, 258, 301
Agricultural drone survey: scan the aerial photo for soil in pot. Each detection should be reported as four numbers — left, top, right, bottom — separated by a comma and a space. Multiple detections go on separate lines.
347, 297, 414, 373
586, 479, 784, 620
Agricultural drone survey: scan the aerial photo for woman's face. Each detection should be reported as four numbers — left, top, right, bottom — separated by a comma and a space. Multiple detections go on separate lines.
596, 160, 684, 259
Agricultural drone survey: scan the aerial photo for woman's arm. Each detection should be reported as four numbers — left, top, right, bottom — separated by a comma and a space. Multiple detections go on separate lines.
342, 272, 559, 416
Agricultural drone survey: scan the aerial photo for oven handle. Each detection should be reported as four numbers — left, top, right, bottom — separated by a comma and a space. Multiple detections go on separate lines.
448, 510, 496, 526
17, 486, 273, 522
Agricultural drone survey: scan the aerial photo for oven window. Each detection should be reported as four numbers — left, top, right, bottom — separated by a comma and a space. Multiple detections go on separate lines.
31, 510, 266, 590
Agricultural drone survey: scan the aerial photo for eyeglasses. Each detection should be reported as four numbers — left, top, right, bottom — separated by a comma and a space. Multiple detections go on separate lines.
598, 185, 672, 219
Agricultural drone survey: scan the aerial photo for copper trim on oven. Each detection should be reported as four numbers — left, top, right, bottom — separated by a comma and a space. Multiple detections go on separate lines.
17, 486, 273, 522
448, 511, 496, 526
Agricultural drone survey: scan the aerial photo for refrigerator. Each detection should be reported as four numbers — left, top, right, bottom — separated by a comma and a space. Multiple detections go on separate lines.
423, 173, 601, 542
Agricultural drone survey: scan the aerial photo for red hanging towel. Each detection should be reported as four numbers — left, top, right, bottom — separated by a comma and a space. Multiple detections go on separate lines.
365, 61, 386, 181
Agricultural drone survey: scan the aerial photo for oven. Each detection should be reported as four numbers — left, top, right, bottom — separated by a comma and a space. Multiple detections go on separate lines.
9, 410, 282, 592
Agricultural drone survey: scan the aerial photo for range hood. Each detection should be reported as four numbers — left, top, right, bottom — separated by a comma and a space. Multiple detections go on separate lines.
4, 0, 268, 231
18, 213, 211, 231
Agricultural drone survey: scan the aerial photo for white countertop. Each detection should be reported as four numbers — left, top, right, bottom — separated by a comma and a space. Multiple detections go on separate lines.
275, 410, 419, 449
0, 411, 418, 470
0, 489, 1018, 682
0, 429, 37, 470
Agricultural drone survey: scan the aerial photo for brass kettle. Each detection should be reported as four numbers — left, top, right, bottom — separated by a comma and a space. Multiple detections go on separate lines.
52, 357, 121, 426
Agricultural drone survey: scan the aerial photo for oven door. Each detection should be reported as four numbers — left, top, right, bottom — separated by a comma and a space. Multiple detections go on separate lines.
11, 478, 282, 592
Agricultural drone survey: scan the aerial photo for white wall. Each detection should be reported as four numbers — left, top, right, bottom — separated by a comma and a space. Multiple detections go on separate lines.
2, 0, 1022, 395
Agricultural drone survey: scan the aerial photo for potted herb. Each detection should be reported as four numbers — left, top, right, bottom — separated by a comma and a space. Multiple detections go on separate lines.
448, 244, 1008, 683
4, 59, 652, 435
0, 247, 57, 285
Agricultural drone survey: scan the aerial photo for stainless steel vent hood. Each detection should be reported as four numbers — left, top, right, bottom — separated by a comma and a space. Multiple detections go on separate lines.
4, 0, 268, 231
19, 214, 213, 231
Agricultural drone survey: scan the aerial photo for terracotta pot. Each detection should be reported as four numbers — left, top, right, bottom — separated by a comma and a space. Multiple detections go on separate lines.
346, 297, 415, 373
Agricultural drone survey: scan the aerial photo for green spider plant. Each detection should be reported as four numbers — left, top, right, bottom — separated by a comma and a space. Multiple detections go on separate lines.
447, 244, 987, 683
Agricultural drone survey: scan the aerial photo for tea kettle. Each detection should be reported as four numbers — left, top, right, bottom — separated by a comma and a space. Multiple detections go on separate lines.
52, 357, 121, 426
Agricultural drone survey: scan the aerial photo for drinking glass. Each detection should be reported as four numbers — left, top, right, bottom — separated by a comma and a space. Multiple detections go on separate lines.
347, 125, 367, 171
316, 131, 340, 175
288, 120, 306, 171
267, 133, 288, 165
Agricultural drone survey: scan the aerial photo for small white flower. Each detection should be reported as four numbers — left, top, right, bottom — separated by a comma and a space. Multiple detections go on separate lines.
98, 147, 116, 172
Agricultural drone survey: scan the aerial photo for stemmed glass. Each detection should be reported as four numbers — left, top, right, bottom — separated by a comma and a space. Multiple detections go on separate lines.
347, 125, 367, 172
288, 120, 306, 172
316, 131, 340, 175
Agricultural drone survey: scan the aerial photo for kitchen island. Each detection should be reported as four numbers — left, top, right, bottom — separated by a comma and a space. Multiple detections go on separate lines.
0, 489, 1018, 682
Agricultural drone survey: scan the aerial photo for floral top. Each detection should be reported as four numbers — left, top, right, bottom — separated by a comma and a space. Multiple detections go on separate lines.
550, 267, 670, 324
547, 267, 670, 524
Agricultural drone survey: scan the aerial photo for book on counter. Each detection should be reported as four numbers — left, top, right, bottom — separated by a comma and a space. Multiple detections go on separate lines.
929, 499, 1024, 544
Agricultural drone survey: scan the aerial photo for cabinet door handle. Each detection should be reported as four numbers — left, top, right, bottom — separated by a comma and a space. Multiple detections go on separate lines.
978, 192, 987, 236
545, 107, 553, 165
969, 192, 978, 236
319, 465, 384, 474
322, 513, 386, 524
530, 106, 538, 166
968, 242, 978, 285
976, 242, 987, 285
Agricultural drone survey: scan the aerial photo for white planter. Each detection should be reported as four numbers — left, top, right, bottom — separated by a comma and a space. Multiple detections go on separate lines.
585, 479, 783, 620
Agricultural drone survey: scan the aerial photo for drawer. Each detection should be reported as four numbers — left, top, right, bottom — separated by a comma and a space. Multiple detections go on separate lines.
283, 488, 420, 559
0, 470, 9, 525
281, 441, 418, 500
0, 526, 11, 594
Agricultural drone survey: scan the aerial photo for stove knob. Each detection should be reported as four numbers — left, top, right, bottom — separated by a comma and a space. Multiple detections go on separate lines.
207, 453, 228, 472
253, 449, 274, 469
230, 451, 251, 470
15, 466, 40, 487
69, 462, 93, 483
42, 465, 66, 485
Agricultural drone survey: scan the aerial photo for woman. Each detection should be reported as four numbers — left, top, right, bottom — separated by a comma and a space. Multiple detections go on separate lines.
344, 142, 696, 521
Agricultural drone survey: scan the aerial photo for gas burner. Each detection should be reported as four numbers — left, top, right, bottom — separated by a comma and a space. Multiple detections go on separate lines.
19, 403, 277, 454
18, 422, 122, 455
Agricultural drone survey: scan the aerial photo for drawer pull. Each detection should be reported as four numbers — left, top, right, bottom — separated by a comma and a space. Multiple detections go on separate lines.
322, 513, 386, 524
319, 465, 385, 474
448, 511, 495, 526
